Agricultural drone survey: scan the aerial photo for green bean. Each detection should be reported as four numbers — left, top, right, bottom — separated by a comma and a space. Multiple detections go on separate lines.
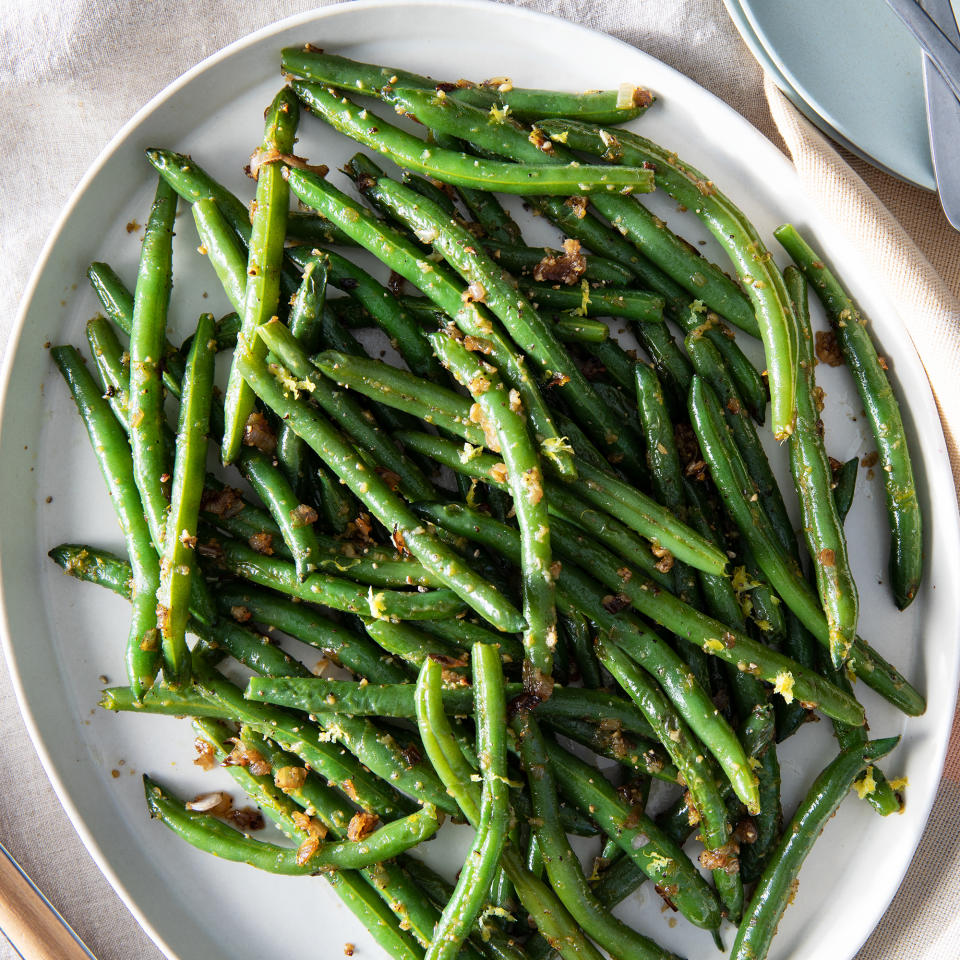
302, 346, 724, 573
128, 177, 177, 559
689, 375, 924, 715
543, 120, 799, 440
684, 323, 795, 559
595, 638, 744, 920
513, 711, 680, 960
430, 331, 557, 689
546, 742, 721, 930
832, 456, 859, 524
257, 319, 436, 502
195, 615, 313, 679
292, 81, 653, 195
827, 654, 902, 817
157, 312, 217, 677
100, 683, 234, 719
143, 775, 438, 873
313, 349, 484, 442
376, 86, 758, 344
213, 583, 409, 684
735, 707, 781, 885
221, 88, 299, 463
275, 255, 327, 497
362, 618, 467, 669
282, 47, 655, 123
775, 223, 922, 609
194, 720, 438, 956
283, 166, 575, 479
237, 348, 523, 631
408, 616, 524, 663
84, 310, 218, 628
732, 737, 899, 960
785, 266, 859, 666
424, 645, 510, 960
192, 196, 246, 312
215, 537, 461, 620
519, 280, 665, 323
52, 347, 161, 697
348, 160, 647, 474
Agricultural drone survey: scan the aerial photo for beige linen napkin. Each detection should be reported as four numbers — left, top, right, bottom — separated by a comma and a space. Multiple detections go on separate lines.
762, 78, 960, 960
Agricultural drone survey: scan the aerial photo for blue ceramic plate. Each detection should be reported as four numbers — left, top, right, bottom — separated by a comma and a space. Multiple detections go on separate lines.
727, 0, 935, 189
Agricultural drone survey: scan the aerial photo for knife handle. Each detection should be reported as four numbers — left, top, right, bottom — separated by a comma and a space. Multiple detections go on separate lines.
0, 843, 96, 960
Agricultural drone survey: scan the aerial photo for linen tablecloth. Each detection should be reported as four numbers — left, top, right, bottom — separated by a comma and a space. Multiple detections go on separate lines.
1, 1, 959, 958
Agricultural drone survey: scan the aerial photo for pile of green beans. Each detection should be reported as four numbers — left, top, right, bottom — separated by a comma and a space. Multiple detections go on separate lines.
48, 46, 925, 960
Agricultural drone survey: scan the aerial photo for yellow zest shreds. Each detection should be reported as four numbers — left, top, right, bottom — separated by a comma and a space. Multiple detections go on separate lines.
367, 586, 388, 620
703, 638, 725, 653
854, 767, 878, 800
488, 103, 511, 123
540, 435, 574, 465
574, 278, 591, 317
773, 671, 796, 704
748, 755, 762, 771
459, 442, 483, 464
731, 566, 761, 594
889, 777, 909, 792
645, 852, 673, 873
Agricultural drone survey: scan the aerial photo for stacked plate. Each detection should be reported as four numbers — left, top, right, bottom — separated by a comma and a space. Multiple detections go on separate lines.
723, 0, 938, 189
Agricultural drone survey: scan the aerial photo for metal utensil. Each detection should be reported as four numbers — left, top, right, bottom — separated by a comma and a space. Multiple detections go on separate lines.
886, 0, 960, 101
0, 839, 96, 959
920, 0, 960, 228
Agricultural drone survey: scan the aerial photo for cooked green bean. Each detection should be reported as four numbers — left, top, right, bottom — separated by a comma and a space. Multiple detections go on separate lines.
547, 742, 721, 930
786, 266, 858, 666
52, 348, 161, 697
424, 645, 510, 960
157, 312, 214, 685
221, 88, 299, 464
275, 255, 327, 498
257, 319, 436, 502
732, 738, 900, 960
775, 223, 921, 609
215, 537, 461, 620
143, 775, 438, 873
348, 156, 647, 474
282, 47, 655, 124
292, 81, 653, 195
429, 330, 556, 689
128, 177, 177, 559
